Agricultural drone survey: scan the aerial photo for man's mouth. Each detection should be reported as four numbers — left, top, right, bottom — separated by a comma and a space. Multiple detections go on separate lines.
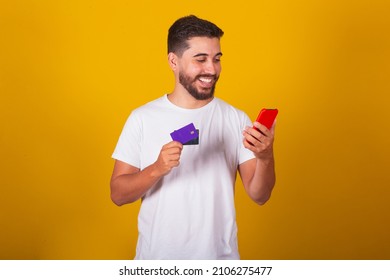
197, 76, 216, 88
199, 77, 213, 83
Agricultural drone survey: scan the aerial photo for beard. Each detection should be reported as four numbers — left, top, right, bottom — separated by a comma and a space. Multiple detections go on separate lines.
179, 72, 219, 100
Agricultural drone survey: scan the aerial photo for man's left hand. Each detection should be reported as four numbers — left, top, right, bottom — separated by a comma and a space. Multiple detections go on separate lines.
243, 122, 275, 160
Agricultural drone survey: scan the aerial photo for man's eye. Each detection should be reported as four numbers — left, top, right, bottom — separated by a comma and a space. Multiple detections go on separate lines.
196, 59, 206, 63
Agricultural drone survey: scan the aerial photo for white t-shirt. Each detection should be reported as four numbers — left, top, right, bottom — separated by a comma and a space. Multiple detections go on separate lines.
112, 94, 255, 259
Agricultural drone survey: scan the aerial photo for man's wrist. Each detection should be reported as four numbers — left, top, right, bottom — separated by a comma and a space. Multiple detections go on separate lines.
256, 154, 274, 165
148, 163, 164, 180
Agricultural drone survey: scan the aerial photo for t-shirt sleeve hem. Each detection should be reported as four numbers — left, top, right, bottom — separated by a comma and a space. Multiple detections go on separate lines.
238, 153, 256, 165
111, 152, 140, 169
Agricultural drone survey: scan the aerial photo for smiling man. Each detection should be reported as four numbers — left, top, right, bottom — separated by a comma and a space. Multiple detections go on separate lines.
110, 15, 276, 260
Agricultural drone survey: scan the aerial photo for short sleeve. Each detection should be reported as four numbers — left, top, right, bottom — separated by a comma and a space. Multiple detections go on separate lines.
238, 113, 256, 165
111, 111, 142, 168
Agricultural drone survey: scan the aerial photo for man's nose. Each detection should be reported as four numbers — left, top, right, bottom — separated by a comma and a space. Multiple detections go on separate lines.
203, 60, 217, 75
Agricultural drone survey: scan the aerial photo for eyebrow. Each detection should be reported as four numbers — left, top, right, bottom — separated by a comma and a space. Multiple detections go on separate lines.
193, 52, 223, 58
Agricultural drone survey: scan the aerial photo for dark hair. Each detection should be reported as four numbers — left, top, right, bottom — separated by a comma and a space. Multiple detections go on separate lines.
168, 15, 224, 56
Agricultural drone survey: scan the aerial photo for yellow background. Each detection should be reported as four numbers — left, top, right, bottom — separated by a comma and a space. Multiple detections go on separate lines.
1, 0, 389, 259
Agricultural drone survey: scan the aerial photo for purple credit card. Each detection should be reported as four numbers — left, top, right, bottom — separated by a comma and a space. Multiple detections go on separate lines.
170, 123, 199, 144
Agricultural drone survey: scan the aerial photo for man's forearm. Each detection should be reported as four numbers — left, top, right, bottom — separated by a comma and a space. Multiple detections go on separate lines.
110, 164, 162, 206
247, 157, 276, 205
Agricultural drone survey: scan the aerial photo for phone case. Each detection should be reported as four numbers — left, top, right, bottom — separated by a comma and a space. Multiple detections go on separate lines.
256, 108, 278, 129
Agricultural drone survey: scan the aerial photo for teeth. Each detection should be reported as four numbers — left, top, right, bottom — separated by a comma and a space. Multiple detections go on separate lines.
199, 77, 212, 83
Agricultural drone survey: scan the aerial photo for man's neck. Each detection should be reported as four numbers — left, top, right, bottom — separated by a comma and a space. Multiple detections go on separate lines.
167, 90, 214, 109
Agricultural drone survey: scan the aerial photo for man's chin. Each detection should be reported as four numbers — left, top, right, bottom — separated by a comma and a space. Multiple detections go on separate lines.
190, 91, 214, 100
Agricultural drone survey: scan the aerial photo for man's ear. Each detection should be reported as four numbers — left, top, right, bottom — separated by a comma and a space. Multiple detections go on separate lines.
168, 52, 178, 71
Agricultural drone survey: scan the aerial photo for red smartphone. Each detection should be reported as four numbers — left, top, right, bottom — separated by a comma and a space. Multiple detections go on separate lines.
255, 108, 278, 130
247, 108, 278, 145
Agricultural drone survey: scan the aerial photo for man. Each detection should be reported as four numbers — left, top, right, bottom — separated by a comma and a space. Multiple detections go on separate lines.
110, 15, 276, 259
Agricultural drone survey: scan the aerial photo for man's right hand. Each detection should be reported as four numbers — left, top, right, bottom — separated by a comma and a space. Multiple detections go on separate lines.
153, 141, 183, 177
